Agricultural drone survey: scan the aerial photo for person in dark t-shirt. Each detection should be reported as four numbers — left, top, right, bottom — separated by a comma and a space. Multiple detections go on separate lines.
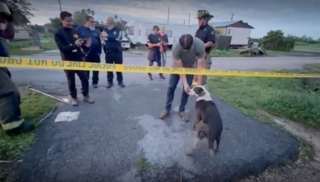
147, 25, 165, 81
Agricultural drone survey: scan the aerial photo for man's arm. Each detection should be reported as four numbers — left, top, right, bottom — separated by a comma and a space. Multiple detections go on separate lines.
96, 32, 102, 54
172, 43, 188, 87
205, 26, 215, 49
195, 39, 206, 85
165, 35, 169, 43
0, 21, 14, 40
147, 34, 160, 48
54, 29, 77, 52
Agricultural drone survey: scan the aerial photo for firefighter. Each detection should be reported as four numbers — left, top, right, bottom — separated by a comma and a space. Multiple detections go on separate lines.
0, 2, 34, 136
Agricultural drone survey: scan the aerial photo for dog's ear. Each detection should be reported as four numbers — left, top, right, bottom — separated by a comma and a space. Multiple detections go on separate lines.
194, 87, 205, 97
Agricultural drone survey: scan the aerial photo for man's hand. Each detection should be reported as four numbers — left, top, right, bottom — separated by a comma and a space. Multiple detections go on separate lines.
101, 31, 108, 38
75, 39, 84, 47
83, 38, 92, 47
183, 84, 190, 94
0, 21, 6, 30
157, 42, 162, 46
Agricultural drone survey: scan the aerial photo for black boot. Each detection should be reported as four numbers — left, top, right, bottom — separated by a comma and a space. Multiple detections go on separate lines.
118, 82, 125, 88
5, 120, 35, 136
106, 82, 113, 89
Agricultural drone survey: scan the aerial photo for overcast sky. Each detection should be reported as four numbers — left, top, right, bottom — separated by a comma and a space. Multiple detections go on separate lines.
28, 0, 320, 39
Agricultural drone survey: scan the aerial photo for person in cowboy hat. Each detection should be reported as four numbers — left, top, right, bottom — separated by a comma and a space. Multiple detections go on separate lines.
194, 10, 215, 85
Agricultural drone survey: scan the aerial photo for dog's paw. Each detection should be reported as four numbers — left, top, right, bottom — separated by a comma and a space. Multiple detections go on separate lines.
209, 149, 214, 157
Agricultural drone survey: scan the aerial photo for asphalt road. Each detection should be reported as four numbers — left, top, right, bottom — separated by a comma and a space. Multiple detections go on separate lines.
8, 51, 319, 182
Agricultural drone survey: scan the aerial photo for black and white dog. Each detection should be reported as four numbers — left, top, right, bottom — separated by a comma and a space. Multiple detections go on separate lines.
186, 85, 223, 156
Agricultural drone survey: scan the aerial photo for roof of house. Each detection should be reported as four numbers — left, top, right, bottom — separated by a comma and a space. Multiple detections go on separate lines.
210, 20, 254, 29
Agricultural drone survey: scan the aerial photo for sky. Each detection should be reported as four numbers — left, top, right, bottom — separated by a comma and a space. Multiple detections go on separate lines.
27, 0, 320, 39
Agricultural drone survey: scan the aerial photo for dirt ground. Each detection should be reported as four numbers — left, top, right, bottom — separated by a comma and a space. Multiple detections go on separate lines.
239, 113, 320, 182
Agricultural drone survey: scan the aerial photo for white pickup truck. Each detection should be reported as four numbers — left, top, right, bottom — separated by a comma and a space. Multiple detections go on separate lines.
121, 35, 130, 51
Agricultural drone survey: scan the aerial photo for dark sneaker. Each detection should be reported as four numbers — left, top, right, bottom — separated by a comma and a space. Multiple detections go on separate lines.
92, 84, 98, 88
148, 75, 153, 81
178, 111, 189, 122
118, 82, 125, 88
70, 98, 79, 106
5, 120, 35, 136
83, 96, 94, 104
106, 83, 113, 89
159, 74, 165, 80
159, 110, 170, 119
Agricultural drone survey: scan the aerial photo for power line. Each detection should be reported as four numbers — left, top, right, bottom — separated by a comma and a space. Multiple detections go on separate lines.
58, 0, 62, 12
167, 6, 170, 23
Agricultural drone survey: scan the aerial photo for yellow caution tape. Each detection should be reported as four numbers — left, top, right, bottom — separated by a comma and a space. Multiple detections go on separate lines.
1, 57, 320, 78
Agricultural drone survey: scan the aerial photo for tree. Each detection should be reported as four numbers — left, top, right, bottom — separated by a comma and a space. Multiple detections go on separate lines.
262, 30, 284, 43
73, 8, 95, 25
114, 15, 127, 31
3, 0, 34, 26
48, 17, 61, 30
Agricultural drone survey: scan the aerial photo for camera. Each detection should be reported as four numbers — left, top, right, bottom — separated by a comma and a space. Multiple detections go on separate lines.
83, 39, 88, 44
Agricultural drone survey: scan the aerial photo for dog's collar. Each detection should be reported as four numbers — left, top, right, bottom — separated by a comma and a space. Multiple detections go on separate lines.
196, 94, 213, 102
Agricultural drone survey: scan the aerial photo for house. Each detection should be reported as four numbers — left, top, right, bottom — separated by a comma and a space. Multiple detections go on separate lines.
13, 26, 31, 40
210, 20, 254, 48
126, 21, 199, 48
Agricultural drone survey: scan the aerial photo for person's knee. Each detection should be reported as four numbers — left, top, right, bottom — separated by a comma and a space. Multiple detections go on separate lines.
167, 86, 176, 95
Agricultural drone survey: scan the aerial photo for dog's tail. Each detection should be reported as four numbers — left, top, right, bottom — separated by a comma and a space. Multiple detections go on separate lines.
215, 130, 222, 151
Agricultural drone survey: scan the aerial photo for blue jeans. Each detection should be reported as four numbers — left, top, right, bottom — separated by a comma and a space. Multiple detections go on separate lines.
165, 74, 194, 112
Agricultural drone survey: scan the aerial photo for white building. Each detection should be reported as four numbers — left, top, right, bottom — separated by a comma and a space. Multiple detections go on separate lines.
126, 21, 198, 48
14, 26, 31, 40
126, 20, 254, 48
211, 20, 254, 47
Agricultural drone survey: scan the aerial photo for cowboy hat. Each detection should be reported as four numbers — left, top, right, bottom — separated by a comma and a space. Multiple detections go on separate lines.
197, 10, 214, 19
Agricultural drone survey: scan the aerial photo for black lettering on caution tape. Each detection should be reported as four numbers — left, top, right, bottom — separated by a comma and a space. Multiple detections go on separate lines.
27, 59, 47, 66
0, 57, 22, 65
66, 61, 86, 68
52, 61, 65, 67
123, 65, 147, 71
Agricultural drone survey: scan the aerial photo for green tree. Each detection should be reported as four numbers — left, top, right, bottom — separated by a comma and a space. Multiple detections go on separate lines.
262, 30, 295, 51
262, 30, 284, 43
73, 8, 95, 25
114, 15, 127, 31
47, 17, 61, 30
3, 0, 34, 25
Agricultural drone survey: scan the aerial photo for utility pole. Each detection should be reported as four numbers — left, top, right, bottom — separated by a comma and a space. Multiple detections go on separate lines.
183, 20, 185, 25
167, 6, 170, 23
188, 13, 190, 25
231, 13, 234, 21
58, 0, 62, 12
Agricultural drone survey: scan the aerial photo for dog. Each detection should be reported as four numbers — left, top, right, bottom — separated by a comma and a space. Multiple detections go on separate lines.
186, 85, 223, 156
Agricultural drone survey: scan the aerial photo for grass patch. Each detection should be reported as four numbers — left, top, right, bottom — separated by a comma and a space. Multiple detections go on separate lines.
299, 139, 314, 163
138, 156, 150, 173
294, 42, 320, 53
0, 88, 56, 160
207, 73, 320, 129
211, 49, 244, 57
5, 38, 57, 56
